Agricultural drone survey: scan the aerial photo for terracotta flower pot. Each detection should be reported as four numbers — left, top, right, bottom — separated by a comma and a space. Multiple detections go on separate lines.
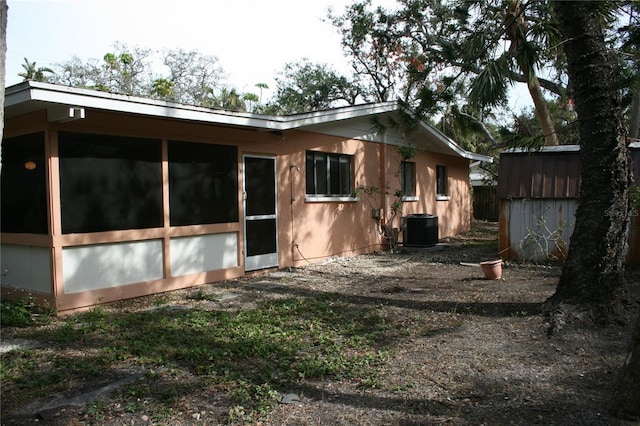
480, 259, 502, 280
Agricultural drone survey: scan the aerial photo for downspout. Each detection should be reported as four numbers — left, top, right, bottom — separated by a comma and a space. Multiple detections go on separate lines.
289, 164, 300, 265
380, 135, 388, 243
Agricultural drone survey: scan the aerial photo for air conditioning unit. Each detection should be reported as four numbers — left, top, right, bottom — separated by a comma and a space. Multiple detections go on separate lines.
403, 214, 439, 247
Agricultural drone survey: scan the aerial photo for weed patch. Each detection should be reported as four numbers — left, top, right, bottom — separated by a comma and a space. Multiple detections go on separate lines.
2, 295, 396, 423
0, 293, 55, 327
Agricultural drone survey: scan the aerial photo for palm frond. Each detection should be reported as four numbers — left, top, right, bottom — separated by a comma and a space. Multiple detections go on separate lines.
468, 56, 510, 107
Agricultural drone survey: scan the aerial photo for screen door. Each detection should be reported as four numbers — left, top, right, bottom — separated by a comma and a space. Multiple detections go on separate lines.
243, 155, 278, 271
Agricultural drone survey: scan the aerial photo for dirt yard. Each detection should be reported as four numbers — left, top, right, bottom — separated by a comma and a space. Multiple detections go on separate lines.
257, 222, 640, 425
2, 221, 639, 425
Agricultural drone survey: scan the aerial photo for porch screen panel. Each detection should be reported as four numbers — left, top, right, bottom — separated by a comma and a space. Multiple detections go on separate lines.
59, 132, 162, 233
0, 132, 47, 234
168, 141, 238, 226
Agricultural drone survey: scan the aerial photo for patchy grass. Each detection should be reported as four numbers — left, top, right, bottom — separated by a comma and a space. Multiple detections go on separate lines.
1, 295, 398, 424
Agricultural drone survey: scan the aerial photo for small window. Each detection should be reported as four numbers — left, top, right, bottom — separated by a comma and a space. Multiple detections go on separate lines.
436, 165, 448, 197
400, 161, 416, 197
306, 151, 353, 197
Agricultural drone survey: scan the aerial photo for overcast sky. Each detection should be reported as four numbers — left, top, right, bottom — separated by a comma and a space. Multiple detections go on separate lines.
5, 0, 399, 98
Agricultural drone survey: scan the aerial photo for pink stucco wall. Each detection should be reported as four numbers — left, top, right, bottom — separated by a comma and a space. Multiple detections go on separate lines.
2, 109, 472, 313
381, 146, 472, 241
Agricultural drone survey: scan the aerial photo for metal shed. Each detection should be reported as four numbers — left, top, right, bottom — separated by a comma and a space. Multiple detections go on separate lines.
497, 144, 639, 265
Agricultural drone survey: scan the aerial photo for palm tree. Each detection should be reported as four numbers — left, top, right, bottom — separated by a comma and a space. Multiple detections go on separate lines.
255, 82, 269, 105
18, 57, 53, 82
547, 0, 630, 323
213, 87, 247, 112
331, 0, 565, 146
150, 78, 174, 101
242, 92, 259, 113
467, 0, 559, 146
504, 0, 558, 146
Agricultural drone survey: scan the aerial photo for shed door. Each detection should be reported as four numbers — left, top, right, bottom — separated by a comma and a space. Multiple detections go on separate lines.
243, 155, 278, 271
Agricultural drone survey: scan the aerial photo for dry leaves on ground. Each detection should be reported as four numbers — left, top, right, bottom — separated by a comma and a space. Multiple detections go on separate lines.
2, 222, 639, 425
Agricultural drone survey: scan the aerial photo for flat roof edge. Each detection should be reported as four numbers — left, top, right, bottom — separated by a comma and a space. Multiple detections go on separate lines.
5, 81, 282, 129
5, 83, 486, 162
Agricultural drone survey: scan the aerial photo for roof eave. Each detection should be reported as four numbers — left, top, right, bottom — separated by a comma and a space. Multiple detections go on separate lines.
5, 81, 283, 130
5, 83, 492, 163
416, 118, 493, 163
280, 101, 400, 129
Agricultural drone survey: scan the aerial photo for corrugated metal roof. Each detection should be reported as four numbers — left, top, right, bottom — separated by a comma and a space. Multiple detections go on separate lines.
498, 144, 640, 199
497, 148, 581, 199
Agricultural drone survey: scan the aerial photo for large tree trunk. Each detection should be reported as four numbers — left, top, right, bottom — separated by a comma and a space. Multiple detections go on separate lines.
546, 3, 631, 319
0, 0, 7, 173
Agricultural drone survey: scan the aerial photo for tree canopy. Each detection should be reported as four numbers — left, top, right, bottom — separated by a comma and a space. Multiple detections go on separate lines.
13, 2, 639, 148
265, 59, 362, 114
328, 0, 639, 149
33, 42, 264, 113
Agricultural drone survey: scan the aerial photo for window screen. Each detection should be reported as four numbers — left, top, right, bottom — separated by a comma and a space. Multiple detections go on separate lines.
306, 151, 352, 196
58, 132, 163, 233
437, 165, 448, 196
168, 141, 238, 225
400, 161, 416, 196
1, 132, 48, 234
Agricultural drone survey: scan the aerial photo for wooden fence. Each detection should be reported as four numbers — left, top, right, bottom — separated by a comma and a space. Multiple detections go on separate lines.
473, 186, 499, 221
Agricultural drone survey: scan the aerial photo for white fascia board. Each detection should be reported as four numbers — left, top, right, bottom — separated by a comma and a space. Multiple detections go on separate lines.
417, 120, 493, 163
285, 101, 493, 162
466, 152, 494, 163
13, 83, 399, 131
280, 101, 400, 129
9, 82, 281, 130
389, 102, 493, 163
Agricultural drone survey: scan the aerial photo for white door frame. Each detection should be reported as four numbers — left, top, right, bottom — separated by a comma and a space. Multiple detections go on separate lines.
243, 154, 279, 271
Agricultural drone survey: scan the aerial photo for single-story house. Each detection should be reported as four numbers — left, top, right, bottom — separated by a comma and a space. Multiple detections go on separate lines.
497, 143, 639, 264
1, 81, 491, 314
